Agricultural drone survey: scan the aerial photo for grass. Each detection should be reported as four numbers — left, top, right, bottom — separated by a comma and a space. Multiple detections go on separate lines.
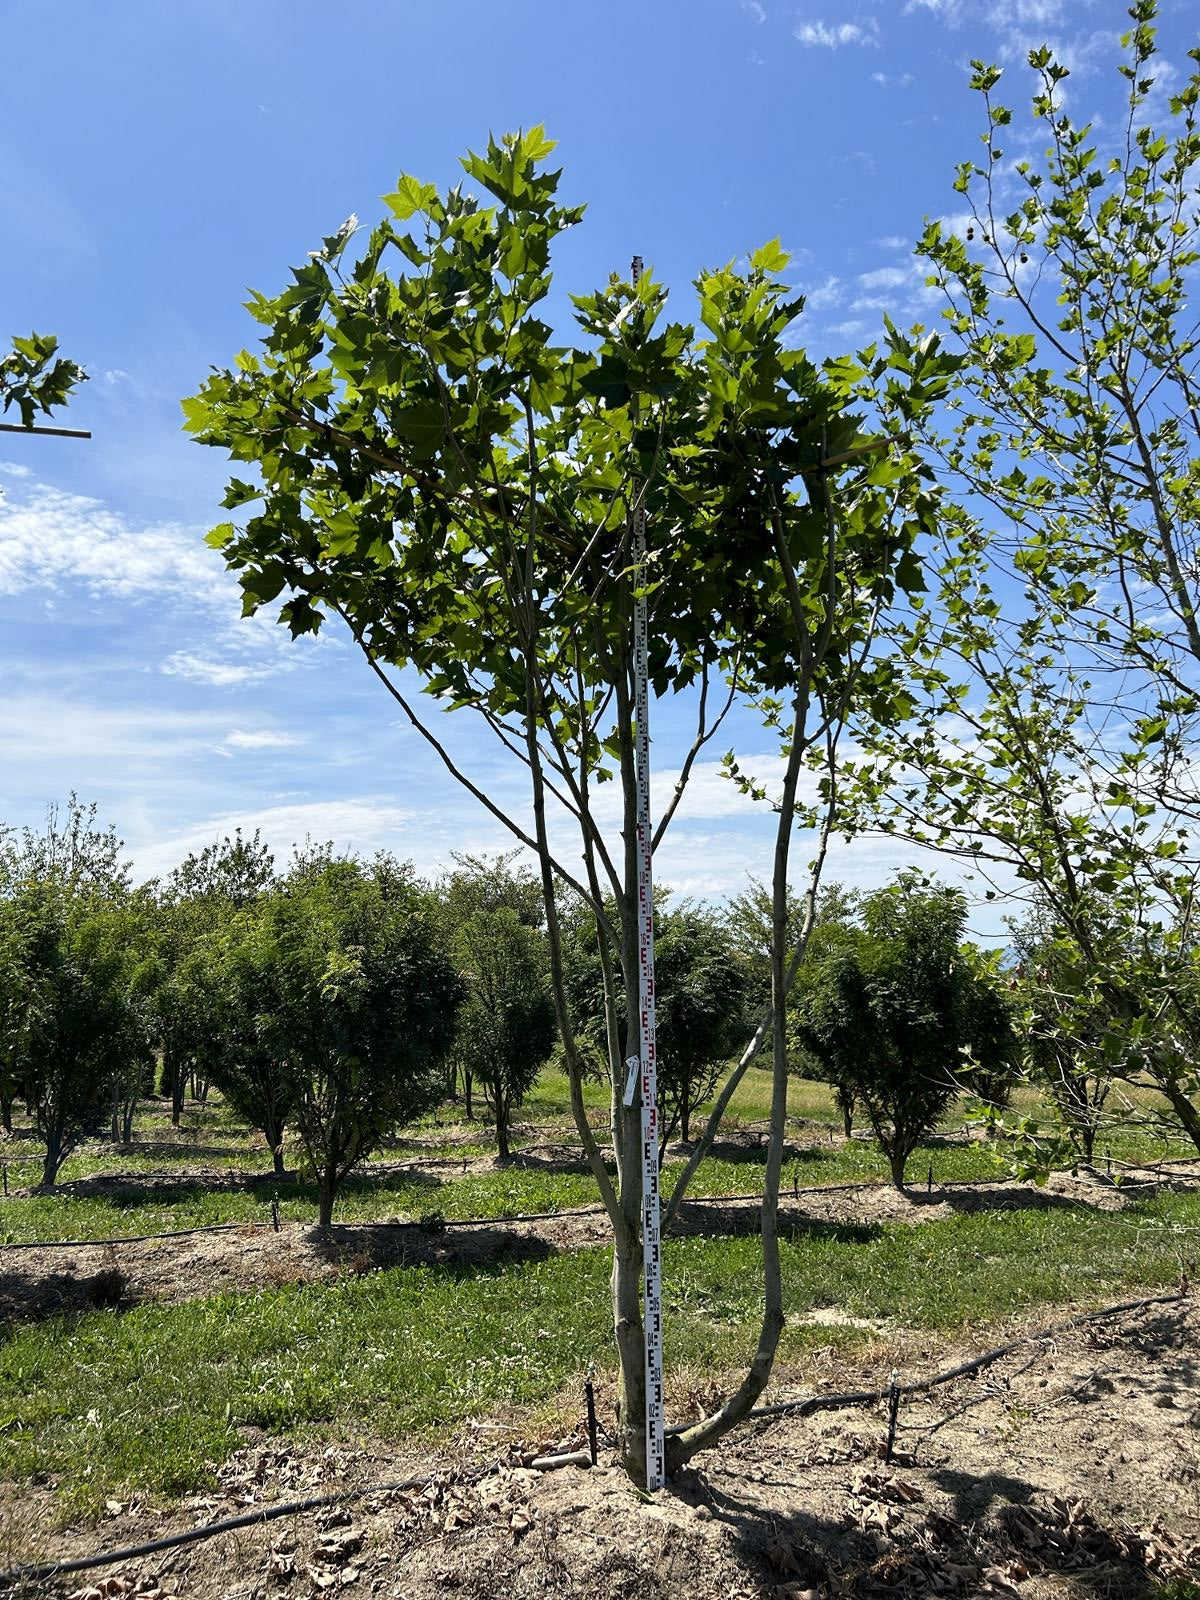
1, 1064, 1194, 1243
2, 1188, 1197, 1517
0, 1135, 1017, 1244
2, 1060, 1191, 1243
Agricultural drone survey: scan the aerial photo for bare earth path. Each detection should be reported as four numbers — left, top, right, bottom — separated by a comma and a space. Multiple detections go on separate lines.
0, 1169, 1167, 1327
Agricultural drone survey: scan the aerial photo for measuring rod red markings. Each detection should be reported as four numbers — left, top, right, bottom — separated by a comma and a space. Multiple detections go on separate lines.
629, 253, 666, 1493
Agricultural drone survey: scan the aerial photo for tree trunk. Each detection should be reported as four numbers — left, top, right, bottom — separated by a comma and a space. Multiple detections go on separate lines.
122, 1095, 136, 1144
39, 1122, 64, 1191
464, 1068, 473, 1121
263, 1108, 286, 1176
171, 1053, 186, 1127
1079, 1119, 1095, 1163
888, 1145, 909, 1191
496, 1098, 511, 1162
681, 1081, 691, 1146
317, 1174, 336, 1228
1158, 1073, 1200, 1156
666, 688, 808, 1474
838, 1089, 854, 1139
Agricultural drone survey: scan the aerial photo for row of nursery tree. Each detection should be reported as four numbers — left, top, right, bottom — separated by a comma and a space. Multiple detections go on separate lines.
4, 794, 1163, 1216
6, 4, 1197, 1483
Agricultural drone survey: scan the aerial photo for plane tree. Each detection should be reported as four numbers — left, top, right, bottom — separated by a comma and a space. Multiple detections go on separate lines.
848, 9, 1200, 1155
1, 332, 85, 428
185, 130, 953, 1477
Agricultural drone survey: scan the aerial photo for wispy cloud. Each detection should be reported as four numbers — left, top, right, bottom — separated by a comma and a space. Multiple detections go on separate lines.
857, 265, 911, 290
871, 70, 914, 87
0, 479, 226, 605
904, 0, 961, 18
803, 275, 844, 311
0, 475, 318, 685
225, 729, 304, 751
795, 17, 880, 48
162, 653, 282, 688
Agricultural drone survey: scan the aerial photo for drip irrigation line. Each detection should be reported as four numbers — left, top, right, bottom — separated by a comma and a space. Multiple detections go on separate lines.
710, 1289, 1191, 1430
0, 1169, 1161, 1253
0, 1221, 253, 1251
0, 1203, 612, 1252
0, 1465, 488, 1590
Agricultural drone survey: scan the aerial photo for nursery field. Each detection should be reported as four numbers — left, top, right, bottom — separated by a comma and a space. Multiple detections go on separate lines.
2, 1068, 1199, 1599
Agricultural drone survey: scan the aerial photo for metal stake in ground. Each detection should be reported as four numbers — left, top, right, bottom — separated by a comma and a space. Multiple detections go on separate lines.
629, 253, 666, 1493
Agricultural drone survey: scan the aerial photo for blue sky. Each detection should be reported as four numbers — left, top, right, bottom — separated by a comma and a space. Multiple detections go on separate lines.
1, 0, 1195, 930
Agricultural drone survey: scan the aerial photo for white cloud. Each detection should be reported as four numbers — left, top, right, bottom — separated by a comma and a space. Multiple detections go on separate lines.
0, 476, 324, 686
903, 0, 965, 20
129, 799, 421, 882
742, 0, 766, 20
225, 729, 304, 751
161, 653, 276, 687
0, 693, 229, 769
795, 17, 879, 47
871, 70, 914, 87
0, 479, 227, 604
857, 265, 911, 289
0, 461, 32, 479
803, 275, 844, 312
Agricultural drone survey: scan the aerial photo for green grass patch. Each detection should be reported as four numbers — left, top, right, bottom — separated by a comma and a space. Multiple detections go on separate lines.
2, 1189, 1196, 1516
0, 1133, 1009, 1244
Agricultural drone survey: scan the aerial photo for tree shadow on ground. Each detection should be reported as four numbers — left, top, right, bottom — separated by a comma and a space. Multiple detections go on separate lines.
664, 1138, 823, 1169
300, 1221, 557, 1277
670, 1201, 882, 1247
501, 1149, 599, 1177
23, 1166, 447, 1214
670, 1460, 1184, 1600
906, 1184, 1086, 1215
0, 1258, 134, 1331
103, 1141, 257, 1159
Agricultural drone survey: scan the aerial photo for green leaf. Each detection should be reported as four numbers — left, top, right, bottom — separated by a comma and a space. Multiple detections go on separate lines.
384, 174, 437, 221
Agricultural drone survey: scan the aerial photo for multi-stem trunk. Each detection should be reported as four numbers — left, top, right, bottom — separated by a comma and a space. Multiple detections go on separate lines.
665, 689, 808, 1474
263, 1105, 287, 1176
1158, 1072, 1200, 1157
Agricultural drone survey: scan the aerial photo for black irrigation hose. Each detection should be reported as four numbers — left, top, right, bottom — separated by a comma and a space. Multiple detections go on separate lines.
2, 1168, 1166, 1254
723, 1288, 1192, 1428
0, 1221, 254, 1251
0, 1204, 612, 1252
0, 1466, 483, 1590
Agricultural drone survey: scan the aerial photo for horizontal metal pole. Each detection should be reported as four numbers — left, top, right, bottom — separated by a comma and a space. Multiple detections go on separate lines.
0, 420, 92, 439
